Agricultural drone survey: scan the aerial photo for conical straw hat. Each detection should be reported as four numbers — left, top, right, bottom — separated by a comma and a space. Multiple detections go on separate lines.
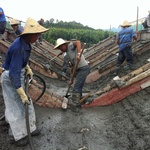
10, 19, 20, 25
20, 17, 48, 36
120, 20, 131, 27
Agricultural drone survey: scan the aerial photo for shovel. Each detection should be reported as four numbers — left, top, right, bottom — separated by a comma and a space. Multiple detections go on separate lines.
49, 52, 63, 63
44, 52, 63, 71
62, 43, 86, 109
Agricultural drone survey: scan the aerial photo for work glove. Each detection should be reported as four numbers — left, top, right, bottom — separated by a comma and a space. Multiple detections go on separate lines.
16, 87, 30, 104
25, 65, 33, 79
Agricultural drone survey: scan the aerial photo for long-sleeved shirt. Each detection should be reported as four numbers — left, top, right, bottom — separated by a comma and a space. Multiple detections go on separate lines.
2, 37, 31, 89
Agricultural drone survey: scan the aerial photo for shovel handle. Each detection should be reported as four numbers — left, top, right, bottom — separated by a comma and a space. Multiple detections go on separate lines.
80, 91, 92, 104
49, 52, 63, 62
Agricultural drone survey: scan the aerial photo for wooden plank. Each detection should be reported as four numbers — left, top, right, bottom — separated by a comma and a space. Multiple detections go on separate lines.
29, 84, 63, 108
83, 76, 150, 108
119, 69, 150, 89
141, 80, 150, 89
120, 63, 150, 82
86, 65, 116, 83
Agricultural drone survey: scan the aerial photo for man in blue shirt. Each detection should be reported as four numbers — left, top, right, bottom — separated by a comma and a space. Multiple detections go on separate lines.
10, 18, 24, 36
0, 7, 6, 40
116, 20, 138, 73
1, 17, 48, 147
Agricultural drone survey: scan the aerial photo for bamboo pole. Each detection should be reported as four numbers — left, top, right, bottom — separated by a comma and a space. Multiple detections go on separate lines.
136, 6, 139, 32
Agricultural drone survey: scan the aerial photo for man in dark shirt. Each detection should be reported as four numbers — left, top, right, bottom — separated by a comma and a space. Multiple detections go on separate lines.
1, 17, 48, 147
10, 18, 24, 36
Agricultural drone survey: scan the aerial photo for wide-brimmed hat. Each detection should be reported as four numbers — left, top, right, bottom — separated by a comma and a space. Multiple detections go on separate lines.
53, 38, 70, 50
10, 19, 20, 25
19, 17, 48, 36
120, 20, 131, 27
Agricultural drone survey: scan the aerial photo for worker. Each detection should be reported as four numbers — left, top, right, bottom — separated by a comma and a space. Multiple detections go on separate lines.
142, 10, 150, 29
0, 7, 6, 40
115, 20, 138, 74
1, 17, 48, 147
37, 18, 45, 44
10, 18, 24, 36
53, 38, 90, 112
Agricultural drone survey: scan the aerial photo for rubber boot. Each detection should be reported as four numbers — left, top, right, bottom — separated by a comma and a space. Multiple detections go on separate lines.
114, 65, 120, 75
124, 63, 132, 70
70, 93, 81, 112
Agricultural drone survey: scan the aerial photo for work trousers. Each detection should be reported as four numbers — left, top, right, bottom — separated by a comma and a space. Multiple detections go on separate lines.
1, 69, 36, 141
117, 46, 133, 67
73, 65, 90, 94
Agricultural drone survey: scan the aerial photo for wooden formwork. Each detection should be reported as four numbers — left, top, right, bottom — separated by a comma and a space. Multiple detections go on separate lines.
0, 29, 150, 108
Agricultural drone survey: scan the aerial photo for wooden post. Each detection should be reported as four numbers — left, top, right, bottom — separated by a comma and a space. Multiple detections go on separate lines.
136, 6, 139, 32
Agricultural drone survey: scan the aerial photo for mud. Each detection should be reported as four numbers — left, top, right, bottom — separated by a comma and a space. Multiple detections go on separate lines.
0, 49, 150, 150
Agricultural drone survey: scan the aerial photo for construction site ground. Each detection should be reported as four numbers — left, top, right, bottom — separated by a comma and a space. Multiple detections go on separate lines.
0, 49, 150, 150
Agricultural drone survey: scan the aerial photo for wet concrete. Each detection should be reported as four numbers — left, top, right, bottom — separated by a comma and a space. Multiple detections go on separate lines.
1, 85, 150, 150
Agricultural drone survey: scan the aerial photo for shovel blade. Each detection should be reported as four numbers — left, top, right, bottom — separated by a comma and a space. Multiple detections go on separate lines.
62, 97, 69, 109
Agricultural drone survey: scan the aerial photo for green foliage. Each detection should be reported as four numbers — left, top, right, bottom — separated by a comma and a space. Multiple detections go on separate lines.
43, 19, 115, 46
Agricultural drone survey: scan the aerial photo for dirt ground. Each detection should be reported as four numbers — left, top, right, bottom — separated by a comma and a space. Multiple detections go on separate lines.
0, 49, 150, 150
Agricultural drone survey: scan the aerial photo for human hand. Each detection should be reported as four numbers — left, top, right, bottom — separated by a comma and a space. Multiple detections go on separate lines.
69, 80, 73, 85
16, 87, 30, 104
25, 65, 33, 79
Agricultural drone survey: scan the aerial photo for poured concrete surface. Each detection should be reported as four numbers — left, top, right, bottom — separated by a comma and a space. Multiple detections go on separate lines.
0, 85, 150, 150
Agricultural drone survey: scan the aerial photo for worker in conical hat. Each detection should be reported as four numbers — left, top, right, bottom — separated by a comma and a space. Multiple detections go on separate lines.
10, 18, 23, 36
53, 38, 90, 112
1, 17, 48, 147
115, 20, 138, 74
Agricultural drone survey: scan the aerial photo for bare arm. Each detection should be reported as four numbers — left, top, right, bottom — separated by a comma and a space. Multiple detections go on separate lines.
73, 40, 81, 53
116, 38, 120, 45
73, 40, 82, 60
133, 32, 138, 41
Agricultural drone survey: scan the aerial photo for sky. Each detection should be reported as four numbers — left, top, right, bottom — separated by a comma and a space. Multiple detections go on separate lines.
1, 0, 150, 29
